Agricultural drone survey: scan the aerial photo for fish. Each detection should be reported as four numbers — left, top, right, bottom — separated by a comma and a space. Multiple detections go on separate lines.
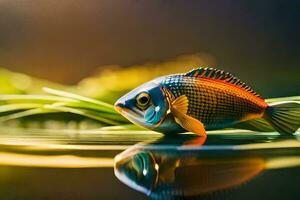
114, 135, 300, 199
114, 67, 300, 136
115, 149, 265, 199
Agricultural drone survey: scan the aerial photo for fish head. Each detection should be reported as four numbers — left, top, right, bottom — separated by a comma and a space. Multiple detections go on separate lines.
114, 80, 168, 129
114, 148, 159, 196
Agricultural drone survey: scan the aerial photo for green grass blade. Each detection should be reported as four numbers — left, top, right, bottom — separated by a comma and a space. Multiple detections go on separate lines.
0, 103, 43, 113
266, 95, 300, 103
44, 87, 115, 109
0, 94, 76, 104
45, 105, 119, 125
49, 102, 127, 123
62, 100, 119, 114
0, 108, 59, 122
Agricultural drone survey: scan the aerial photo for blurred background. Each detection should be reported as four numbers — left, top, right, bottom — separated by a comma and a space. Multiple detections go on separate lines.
0, 0, 299, 99
0, 2, 299, 200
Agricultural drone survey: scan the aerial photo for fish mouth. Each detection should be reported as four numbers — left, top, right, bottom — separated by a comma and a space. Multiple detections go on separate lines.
114, 101, 165, 128
114, 102, 145, 126
114, 103, 124, 113
115, 103, 142, 117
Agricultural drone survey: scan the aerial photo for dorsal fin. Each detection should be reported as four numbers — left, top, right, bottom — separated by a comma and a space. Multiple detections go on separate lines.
185, 67, 262, 98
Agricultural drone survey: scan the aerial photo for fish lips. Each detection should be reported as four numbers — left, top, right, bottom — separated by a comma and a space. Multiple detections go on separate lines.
114, 99, 147, 126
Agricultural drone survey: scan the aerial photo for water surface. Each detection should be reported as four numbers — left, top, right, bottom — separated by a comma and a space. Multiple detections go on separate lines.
0, 127, 299, 200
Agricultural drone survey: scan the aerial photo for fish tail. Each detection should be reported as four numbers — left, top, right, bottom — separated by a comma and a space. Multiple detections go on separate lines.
264, 101, 300, 135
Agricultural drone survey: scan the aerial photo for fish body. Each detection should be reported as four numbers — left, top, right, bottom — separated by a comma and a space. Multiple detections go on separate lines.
115, 67, 300, 136
159, 73, 267, 130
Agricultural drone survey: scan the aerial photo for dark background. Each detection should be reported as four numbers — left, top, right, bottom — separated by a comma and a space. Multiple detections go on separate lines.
0, 0, 299, 97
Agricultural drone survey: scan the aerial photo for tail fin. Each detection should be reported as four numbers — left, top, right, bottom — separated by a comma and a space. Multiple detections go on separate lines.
264, 101, 300, 135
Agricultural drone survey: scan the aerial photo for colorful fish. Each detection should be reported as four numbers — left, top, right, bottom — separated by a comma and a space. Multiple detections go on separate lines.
114, 67, 300, 136
114, 135, 300, 199
114, 137, 266, 198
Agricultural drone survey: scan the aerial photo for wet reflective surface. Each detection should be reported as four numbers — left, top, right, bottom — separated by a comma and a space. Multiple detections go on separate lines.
0, 127, 300, 200
115, 134, 300, 199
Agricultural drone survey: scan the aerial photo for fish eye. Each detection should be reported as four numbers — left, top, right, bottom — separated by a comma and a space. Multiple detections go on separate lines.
136, 92, 151, 109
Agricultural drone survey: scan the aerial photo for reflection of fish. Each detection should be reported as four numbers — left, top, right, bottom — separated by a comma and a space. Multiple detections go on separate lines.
115, 67, 300, 136
114, 136, 300, 199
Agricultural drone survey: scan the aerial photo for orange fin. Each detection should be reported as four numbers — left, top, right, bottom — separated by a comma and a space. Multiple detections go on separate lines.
170, 96, 206, 137
172, 95, 189, 114
185, 67, 262, 99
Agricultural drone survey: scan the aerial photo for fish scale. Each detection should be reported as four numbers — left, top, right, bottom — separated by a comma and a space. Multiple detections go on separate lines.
161, 75, 266, 129
115, 67, 299, 135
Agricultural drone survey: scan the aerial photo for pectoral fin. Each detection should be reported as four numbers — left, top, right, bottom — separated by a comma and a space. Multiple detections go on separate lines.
171, 95, 206, 137
172, 95, 189, 114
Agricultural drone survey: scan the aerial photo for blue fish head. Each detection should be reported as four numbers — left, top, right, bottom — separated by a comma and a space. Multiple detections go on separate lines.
114, 148, 158, 197
114, 80, 168, 129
